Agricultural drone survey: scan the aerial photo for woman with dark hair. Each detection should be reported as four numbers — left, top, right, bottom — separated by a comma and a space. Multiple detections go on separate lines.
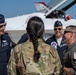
8, 16, 61, 75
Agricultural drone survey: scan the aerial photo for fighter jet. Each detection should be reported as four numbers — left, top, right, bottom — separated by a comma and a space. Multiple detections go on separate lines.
5, 0, 76, 43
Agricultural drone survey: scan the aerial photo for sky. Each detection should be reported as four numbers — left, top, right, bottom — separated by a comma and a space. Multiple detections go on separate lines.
0, 0, 76, 18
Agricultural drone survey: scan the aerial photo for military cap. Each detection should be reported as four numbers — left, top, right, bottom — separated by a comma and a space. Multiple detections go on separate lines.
54, 20, 62, 27
0, 14, 5, 24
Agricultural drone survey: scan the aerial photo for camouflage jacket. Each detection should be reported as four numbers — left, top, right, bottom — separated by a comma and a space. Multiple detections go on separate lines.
8, 39, 61, 75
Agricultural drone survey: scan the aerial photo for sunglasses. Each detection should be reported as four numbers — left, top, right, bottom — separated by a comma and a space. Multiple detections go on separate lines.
0, 24, 6, 28
54, 28, 62, 31
64, 31, 76, 34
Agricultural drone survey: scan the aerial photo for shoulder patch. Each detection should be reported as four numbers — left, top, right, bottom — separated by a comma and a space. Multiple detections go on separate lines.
51, 42, 57, 49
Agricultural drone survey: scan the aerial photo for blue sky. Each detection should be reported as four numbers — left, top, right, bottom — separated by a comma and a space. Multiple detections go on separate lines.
0, 0, 76, 18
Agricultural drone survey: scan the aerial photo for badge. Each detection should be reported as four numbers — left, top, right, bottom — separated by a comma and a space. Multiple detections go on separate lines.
2, 40, 9, 47
74, 52, 76, 59
51, 42, 57, 49
2, 40, 7, 42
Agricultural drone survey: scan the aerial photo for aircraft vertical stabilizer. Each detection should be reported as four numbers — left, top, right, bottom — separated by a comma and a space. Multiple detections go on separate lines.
34, 2, 49, 12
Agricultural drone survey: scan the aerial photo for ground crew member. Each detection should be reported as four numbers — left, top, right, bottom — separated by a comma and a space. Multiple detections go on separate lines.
0, 14, 15, 75
61, 25, 76, 75
8, 16, 61, 75
46, 20, 67, 64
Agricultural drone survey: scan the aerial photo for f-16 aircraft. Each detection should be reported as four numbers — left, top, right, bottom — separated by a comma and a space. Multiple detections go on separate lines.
5, 0, 76, 43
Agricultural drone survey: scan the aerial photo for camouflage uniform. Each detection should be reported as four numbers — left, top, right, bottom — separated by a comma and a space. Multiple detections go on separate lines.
8, 39, 61, 75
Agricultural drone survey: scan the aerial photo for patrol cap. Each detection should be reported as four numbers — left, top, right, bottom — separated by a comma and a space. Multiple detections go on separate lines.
0, 14, 5, 24
54, 20, 62, 27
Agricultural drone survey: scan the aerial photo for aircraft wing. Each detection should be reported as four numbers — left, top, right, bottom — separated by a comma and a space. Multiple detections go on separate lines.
5, 13, 45, 31
5, 15, 29, 31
